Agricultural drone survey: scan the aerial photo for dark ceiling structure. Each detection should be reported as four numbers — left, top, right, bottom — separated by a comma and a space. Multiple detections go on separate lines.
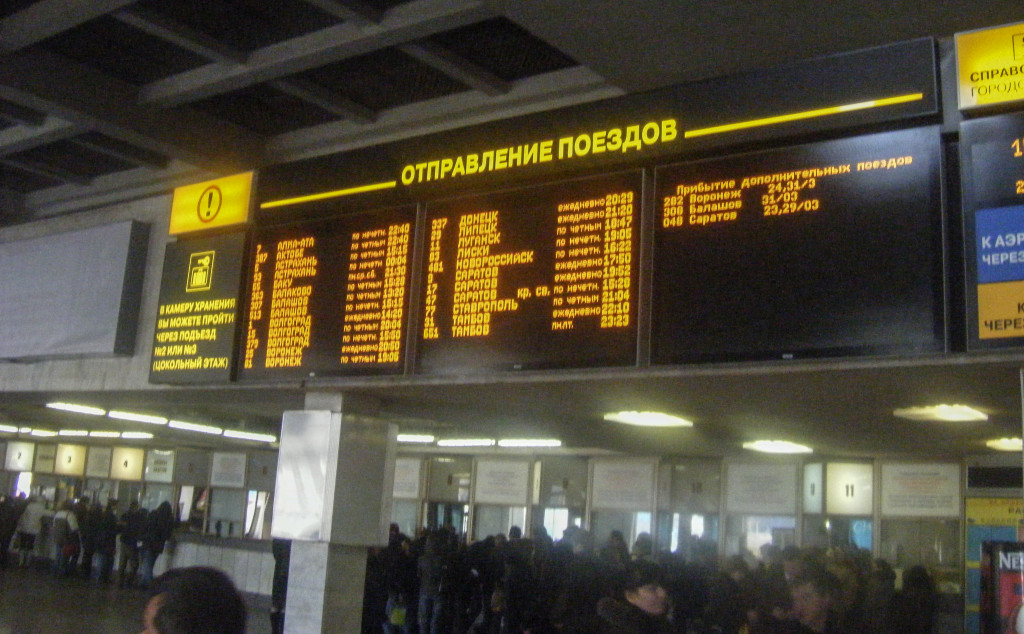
2, 0, 1024, 459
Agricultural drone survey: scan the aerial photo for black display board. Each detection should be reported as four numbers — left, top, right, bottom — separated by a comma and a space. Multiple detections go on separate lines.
961, 113, 1024, 348
415, 171, 643, 373
238, 207, 415, 379
651, 126, 945, 363
150, 231, 247, 383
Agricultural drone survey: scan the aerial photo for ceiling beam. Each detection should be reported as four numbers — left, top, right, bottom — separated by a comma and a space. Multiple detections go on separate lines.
110, 6, 249, 64
0, 49, 264, 172
0, 157, 91, 187
399, 41, 510, 96
300, 0, 384, 25
69, 135, 170, 170
0, 0, 139, 53
138, 0, 492, 107
0, 100, 46, 127
269, 78, 376, 123
0, 118, 82, 157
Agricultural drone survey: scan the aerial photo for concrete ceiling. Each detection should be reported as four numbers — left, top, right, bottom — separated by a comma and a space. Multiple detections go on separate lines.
1, 1, 1024, 461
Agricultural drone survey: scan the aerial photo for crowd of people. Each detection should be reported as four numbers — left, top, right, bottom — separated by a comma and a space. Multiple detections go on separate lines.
365, 525, 939, 634
0, 492, 175, 587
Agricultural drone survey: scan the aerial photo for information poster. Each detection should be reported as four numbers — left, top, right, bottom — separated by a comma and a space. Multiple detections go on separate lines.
962, 113, 1024, 347
33, 444, 56, 474
726, 463, 798, 515
417, 171, 642, 373
474, 460, 529, 505
652, 126, 943, 362
591, 459, 656, 511
881, 462, 960, 517
85, 446, 112, 478
145, 450, 175, 483
240, 207, 414, 379
150, 231, 247, 383
5, 441, 34, 472
211, 452, 248, 488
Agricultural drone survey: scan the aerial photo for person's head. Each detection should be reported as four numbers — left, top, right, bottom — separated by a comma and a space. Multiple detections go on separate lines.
621, 560, 670, 617
140, 567, 246, 634
790, 567, 837, 633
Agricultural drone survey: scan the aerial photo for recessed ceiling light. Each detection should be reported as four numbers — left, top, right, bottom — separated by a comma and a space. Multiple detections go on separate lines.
893, 405, 988, 422
743, 440, 813, 454
0, 424, 19, 433
397, 434, 435, 444
58, 430, 89, 437
121, 432, 154, 440
603, 411, 694, 427
107, 410, 168, 425
497, 438, 562, 448
223, 430, 277, 443
89, 431, 120, 438
169, 420, 223, 435
986, 437, 1023, 452
29, 429, 57, 437
436, 438, 495, 447
46, 402, 106, 416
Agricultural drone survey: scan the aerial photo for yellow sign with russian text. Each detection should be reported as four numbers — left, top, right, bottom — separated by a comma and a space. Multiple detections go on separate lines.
169, 172, 253, 235
957, 22, 1024, 110
977, 279, 1024, 338
966, 497, 1024, 525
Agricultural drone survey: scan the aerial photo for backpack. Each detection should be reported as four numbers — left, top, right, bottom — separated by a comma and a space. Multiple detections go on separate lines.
51, 515, 70, 545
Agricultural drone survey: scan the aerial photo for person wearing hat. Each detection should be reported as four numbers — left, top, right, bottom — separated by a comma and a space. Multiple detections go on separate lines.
596, 560, 683, 634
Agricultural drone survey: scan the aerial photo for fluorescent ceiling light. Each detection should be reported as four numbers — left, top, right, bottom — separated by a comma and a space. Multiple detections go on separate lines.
19, 427, 32, 434
893, 404, 988, 422
29, 429, 57, 437
0, 424, 19, 433
223, 430, 277, 443
743, 440, 813, 454
46, 402, 105, 416
987, 437, 1023, 452
497, 438, 563, 448
397, 434, 436, 444
58, 430, 89, 437
107, 410, 168, 425
603, 411, 693, 427
121, 432, 154, 440
89, 431, 120, 438
169, 420, 223, 435
436, 438, 495, 447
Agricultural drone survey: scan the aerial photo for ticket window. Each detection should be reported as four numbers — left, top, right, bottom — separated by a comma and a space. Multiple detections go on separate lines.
140, 483, 174, 514
472, 505, 527, 541
725, 514, 797, 560
880, 518, 961, 589
534, 457, 587, 543
179, 486, 208, 531
660, 460, 721, 556
590, 510, 654, 556
391, 499, 420, 536
245, 490, 270, 538
208, 488, 246, 538
425, 456, 472, 534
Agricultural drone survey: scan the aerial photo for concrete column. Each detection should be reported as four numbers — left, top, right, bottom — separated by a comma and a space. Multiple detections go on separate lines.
274, 391, 397, 634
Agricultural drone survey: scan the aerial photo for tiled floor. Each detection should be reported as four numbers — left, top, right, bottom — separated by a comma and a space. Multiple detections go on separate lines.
0, 562, 272, 634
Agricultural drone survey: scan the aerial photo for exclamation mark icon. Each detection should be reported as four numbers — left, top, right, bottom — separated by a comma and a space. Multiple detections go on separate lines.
197, 185, 223, 223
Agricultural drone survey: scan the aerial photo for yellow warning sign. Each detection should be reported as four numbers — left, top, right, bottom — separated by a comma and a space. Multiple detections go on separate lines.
957, 22, 1024, 110
169, 172, 253, 235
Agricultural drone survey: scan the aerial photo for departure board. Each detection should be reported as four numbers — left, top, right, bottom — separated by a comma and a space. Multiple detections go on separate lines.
961, 113, 1024, 348
416, 171, 643, 373
651, 126, 944, 363
238, 207, 415, 379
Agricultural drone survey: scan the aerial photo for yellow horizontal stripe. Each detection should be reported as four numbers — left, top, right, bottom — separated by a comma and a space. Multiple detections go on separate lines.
684, 93, 924, 139
260, 180, 398, 209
